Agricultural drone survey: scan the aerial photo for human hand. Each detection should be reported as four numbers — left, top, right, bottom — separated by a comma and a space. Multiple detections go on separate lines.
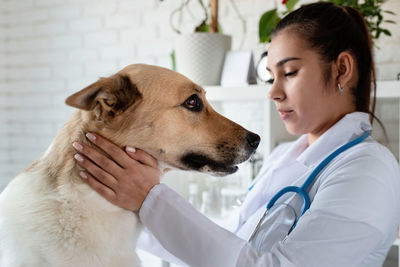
72, 133, 161, 212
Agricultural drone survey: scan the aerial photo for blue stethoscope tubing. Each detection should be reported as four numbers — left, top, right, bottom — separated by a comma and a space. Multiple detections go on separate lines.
248, 131, 370, 238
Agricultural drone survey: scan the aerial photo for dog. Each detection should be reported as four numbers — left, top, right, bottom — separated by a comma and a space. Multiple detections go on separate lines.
0, 64, 260, 267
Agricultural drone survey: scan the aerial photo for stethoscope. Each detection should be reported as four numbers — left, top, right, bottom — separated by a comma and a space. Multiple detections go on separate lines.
248, 131, 370, 242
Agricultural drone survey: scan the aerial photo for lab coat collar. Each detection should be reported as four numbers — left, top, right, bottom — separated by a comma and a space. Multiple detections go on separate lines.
296, 112, 372, 168
267, 133, 308, 173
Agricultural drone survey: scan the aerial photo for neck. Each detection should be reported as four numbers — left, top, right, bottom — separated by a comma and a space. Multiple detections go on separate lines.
307, 110, 354, 145
30, 111, 107, 186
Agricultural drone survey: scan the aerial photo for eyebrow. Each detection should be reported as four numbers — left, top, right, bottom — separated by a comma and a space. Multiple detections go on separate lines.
192, 87, 203, 94
266, 57, 302, 71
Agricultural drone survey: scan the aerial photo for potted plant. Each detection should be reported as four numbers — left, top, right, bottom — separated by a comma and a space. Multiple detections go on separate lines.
258, 0, 395, 43
160, 0, 232, 86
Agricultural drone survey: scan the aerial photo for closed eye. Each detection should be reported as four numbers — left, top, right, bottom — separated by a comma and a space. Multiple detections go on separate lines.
285, 70, 298, 77
267, 70, 298, 84
182, 94, 203, 112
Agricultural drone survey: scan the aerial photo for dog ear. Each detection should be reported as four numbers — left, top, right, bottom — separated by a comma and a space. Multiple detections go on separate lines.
65, 74, 142, 121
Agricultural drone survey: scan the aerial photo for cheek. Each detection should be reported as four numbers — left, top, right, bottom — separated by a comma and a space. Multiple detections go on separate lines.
287, 80, 314, 113
289, 74, 326, 111
285, 85, 324, 132
295, 92, 326, 123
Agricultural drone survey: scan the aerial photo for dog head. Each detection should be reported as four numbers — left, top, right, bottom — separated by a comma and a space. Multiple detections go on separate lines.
65, 64, 260, 176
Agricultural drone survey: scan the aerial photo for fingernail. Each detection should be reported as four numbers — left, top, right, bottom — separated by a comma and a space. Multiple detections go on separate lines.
72, 142, 83, 151
74, 153, 84, 162
79, 171, 88, 179
126, 146, 136, 153
86, 132, 96, 142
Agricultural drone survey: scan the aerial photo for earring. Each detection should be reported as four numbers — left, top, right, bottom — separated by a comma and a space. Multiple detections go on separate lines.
337, 83, 344, 93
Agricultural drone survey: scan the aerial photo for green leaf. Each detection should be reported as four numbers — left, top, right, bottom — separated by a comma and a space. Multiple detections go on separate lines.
170, 50, 176, 71
218, 23, 223, 33
259, 9, 280, 43
381, 29, 392, 36
286, 0, 300, 12
375, 29, 381, 39
383, 10, 396, 15
196, 24, 209, 32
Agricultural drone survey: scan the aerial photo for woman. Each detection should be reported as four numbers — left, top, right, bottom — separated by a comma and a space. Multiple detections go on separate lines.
73, 2, 400, 266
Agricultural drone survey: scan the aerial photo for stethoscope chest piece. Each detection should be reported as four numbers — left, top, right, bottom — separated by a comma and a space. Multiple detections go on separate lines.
248, 203, 297, 253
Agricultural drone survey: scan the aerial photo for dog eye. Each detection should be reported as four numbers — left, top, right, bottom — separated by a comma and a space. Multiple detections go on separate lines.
182, 94, 203, 112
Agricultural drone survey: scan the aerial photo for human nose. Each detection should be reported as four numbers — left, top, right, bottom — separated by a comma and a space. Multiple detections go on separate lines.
268, 81, 285, 102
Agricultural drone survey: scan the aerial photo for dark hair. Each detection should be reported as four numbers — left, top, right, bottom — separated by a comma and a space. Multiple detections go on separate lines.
271, 2, 379, 125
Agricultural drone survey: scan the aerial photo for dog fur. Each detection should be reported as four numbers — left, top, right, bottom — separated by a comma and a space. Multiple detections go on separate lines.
0, 64, 260, 267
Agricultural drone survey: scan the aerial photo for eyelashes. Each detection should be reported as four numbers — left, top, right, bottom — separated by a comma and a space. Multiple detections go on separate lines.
285, 70, 298, 77
267, 70, 298, 85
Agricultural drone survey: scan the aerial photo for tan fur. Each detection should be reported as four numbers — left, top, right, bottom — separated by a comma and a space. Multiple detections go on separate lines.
0, 64, 259, 267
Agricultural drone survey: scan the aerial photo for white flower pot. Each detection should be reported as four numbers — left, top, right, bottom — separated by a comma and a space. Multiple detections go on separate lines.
175, 33, 232, 86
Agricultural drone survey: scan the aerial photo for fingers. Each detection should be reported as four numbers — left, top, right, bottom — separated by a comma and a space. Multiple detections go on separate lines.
73, 141, 124, 177
125, 147, 158, 168
74, 153, 119, 189
79, 171, 117, 204
85, 133, 133, 168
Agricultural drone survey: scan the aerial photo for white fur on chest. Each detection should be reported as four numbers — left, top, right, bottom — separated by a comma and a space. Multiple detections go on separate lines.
0, 170, 142, 267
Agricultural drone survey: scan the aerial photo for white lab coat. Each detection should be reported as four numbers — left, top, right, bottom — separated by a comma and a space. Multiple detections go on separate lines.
138, 112, 400, 267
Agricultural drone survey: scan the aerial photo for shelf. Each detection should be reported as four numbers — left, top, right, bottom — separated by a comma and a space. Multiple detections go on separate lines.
205, 80, 400, 101
205, 85, 268, 101
376, 81, 400, 98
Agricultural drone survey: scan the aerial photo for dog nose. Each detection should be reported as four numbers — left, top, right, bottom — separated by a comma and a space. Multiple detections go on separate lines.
246, 132, 260, 149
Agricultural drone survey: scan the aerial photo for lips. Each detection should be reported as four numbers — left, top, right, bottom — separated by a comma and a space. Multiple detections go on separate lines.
278, 109, 293, 120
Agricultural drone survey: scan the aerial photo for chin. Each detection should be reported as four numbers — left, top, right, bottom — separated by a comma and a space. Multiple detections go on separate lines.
284, 122, 307, 136
284, 125, 299, 136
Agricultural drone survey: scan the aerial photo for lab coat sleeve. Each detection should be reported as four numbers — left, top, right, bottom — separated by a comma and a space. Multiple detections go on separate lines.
138, 184, 305, 267
139, 183, 248, 267
236, 211, 383, 267
139, 151, 397, 267
137, 227, 189, 266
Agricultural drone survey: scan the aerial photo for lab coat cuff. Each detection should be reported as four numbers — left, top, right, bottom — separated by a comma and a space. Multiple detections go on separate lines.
138, 183, 247, 267
139, 183, 166, 222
